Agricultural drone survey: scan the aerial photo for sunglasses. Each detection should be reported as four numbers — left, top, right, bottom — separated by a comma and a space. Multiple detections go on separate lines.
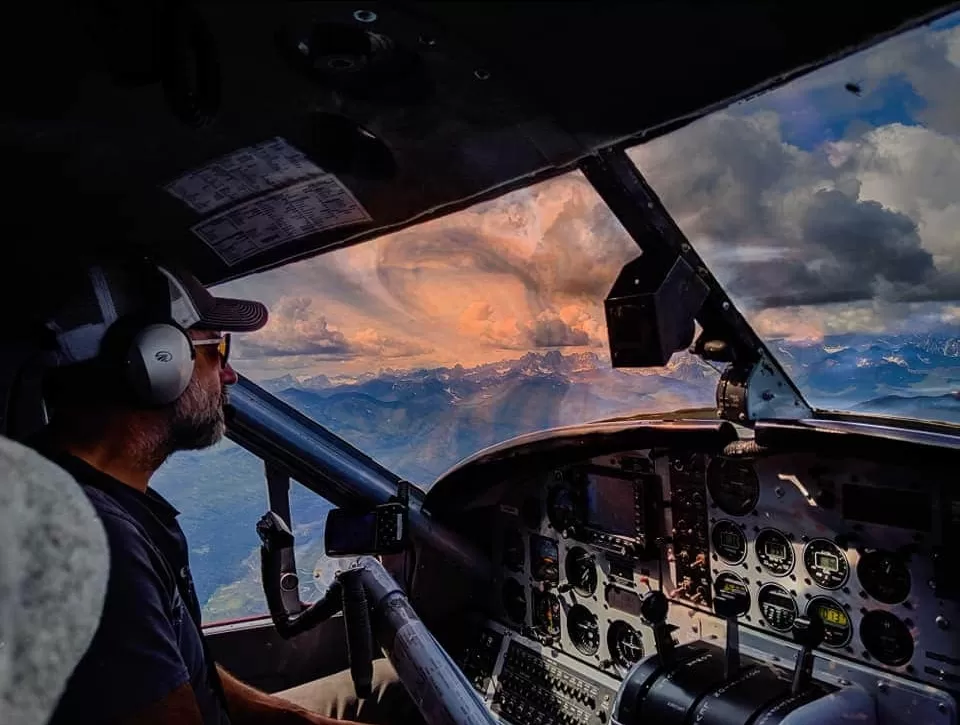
192, 333, 231, 367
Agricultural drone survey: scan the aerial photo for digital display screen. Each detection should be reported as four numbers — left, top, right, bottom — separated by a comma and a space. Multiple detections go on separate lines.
765, 541, 787, 560
720, 531, 740, 548
816, 552, 840, 572
816, 604, 849, 627
325, 510, 377, 554
719, 578, 747, 595
585, 474, 636, 537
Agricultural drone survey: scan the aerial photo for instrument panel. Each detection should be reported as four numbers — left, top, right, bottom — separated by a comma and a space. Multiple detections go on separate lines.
485, 448, 959, 700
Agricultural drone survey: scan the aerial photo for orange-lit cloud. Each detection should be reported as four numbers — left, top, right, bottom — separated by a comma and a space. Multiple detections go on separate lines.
222, 172, 636, 379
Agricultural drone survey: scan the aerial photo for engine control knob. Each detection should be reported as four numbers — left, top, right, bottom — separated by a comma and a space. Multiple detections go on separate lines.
714, 587, 749, 678
639, 590, 675, 666
790, 616, 825, 695
639, 590, 669, 624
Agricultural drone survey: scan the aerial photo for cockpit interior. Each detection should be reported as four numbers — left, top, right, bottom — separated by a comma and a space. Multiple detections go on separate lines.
2, 3, 959, 725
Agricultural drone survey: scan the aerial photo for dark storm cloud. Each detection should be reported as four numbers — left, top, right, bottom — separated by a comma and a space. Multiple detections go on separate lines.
731, 190, 936, 308
526, 316, 591, 347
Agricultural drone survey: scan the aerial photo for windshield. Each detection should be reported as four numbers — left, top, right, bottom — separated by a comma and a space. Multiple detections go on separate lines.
215, 171, 718, 488
629, 13, 960, 426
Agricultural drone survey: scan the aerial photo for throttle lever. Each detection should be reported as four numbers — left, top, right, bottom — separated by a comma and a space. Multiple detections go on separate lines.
714, 587, 749, 678
790, 616, 825, 696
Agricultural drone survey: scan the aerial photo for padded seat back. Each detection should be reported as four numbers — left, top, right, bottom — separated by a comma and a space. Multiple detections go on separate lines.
0, 436, 108, 725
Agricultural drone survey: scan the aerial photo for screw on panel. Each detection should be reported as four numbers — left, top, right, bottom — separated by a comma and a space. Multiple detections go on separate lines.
939, 703, 948, 714
353, 9, 377, 22
876, 681, 888, 693
474, 68, 491, 80
936, 615, 950, 630
722, 301, 730, 310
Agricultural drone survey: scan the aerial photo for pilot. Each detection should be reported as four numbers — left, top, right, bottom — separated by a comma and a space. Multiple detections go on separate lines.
27, 257, 419, 725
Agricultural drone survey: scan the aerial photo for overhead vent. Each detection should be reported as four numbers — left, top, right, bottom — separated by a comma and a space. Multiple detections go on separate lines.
276, 20, 432, 103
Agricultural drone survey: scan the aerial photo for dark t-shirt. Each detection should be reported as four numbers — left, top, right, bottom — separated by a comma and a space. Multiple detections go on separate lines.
40, 450, 231, 725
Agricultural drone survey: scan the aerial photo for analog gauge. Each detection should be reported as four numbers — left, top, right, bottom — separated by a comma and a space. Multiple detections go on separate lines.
607, 621, 644, 668
564, 547, 598, 596
757, 584, 797, 633
803, 539, 849, 589
806, 596, 852, 648
567, 604, 600, 656
547, 485, 582, 532
502, 529, 524, 572
502, 578, 527, 624
857, 551, 911, 605
714, 572, 750, 616
860, 610, 914, 666
707, 458, 760, 516
530, 535, 559, 583
711, 520, 747, 565
756, 529, 794, 577
532, 589, 561, 639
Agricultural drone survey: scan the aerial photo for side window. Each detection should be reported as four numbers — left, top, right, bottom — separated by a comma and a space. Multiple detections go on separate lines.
151, 438, 341, 623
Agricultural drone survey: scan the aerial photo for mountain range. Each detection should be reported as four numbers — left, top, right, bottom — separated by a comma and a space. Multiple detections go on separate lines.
150, 334, 959, 622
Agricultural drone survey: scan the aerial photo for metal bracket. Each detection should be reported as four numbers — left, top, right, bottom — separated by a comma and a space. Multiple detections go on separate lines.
717, 354, 811, 423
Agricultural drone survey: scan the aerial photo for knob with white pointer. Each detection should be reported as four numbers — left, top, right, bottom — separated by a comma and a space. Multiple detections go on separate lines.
790, 616, 825, 696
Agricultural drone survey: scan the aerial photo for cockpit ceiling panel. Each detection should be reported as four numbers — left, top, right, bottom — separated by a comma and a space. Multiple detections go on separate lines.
2, 1, 954, 287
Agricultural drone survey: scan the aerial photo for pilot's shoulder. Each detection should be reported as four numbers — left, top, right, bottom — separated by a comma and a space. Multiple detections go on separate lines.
78, 487, 173, 579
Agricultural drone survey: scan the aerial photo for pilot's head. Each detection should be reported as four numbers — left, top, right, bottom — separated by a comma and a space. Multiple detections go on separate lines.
38, 257, 268, 465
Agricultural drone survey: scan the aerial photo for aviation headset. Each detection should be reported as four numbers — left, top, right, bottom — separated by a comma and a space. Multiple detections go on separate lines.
42, 261, 205, 406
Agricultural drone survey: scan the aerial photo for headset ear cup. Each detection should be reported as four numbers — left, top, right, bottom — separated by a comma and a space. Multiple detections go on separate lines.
125, 324, 194, 405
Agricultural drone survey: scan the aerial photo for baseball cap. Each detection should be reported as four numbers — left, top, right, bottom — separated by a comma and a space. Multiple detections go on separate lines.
42, 259, 268, 367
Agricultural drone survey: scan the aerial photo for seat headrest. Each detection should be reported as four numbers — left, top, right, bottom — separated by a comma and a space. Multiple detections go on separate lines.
0, 436, 108, 725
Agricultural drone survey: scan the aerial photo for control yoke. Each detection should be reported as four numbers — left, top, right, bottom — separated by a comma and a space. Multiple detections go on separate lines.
257, 518, 494, 725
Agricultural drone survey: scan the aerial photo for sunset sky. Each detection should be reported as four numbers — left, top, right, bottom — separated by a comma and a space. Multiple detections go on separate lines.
217, 12, 960, 384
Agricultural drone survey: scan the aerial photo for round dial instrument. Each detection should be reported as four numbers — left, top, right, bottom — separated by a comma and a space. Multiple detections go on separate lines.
502, 578, 527, 624
806, 596, 852, 648
714, 572, 750, 615
533, 589, 561, 638
711, 520, 747, 565
547, 485, 582, 532
707, 458, 760, 516
860, 610, 914, 666
502, 529, 524, 572
857, 550, 911, 605
757, 584, 797, 632
756, 529, 794, 577
564, 547, 598, 596
803, 539, 849, 589
607, 621, 644, 667
567, 605, 600, 656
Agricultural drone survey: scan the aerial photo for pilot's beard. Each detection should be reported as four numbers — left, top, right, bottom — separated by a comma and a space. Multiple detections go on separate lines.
166, 375, 227, 453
